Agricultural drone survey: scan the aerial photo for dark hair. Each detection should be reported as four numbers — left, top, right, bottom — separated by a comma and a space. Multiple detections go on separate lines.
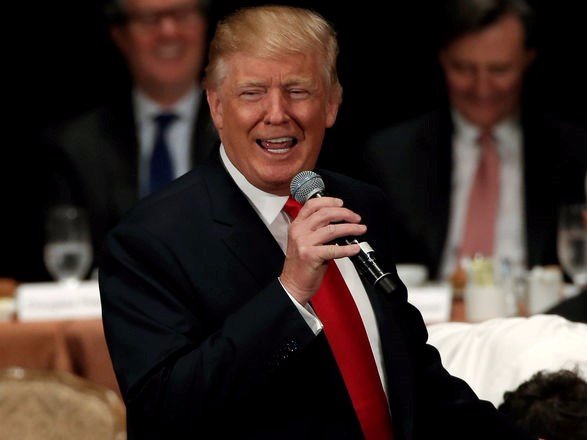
498, 369, 587, 440
437, 0, 536, 49
103, 0, 210, 25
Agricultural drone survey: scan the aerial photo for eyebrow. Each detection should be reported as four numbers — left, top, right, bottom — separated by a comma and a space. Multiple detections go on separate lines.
236, 75, 316, 87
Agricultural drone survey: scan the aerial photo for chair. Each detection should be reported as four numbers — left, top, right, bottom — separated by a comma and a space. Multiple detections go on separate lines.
0, 367, 126, 440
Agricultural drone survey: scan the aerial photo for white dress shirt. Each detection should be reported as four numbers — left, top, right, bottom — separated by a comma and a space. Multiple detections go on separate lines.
134, 87, 202, 197
219, 145, 388, 392
439, 110, 526, 280
427, 314, 587, 406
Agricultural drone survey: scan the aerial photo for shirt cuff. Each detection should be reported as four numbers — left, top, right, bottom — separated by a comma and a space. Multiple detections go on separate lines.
278, 277, 323, 335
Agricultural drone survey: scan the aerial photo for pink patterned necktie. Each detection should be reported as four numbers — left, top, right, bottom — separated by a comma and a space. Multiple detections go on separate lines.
460, 131, 501, 259
283, 197, 394, 440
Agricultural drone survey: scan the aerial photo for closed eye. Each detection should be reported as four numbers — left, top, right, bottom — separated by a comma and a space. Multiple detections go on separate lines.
288, 88, 310, 99
240, 89, 265, 101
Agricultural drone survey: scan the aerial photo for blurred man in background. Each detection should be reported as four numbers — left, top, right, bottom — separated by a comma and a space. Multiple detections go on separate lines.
42, 0, 219, 276
363, 0, 586, 282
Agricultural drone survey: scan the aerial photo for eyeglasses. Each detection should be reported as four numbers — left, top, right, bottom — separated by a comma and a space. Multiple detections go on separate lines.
124, 3, 204, 31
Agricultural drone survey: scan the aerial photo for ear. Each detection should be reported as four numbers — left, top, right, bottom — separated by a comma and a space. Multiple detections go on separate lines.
524, 48, 537, 69
206, 89, 224, 130
438, 50, 449, 69
325, 101, 339, 129
325, 86, 341, 128
110, 26, 129, 56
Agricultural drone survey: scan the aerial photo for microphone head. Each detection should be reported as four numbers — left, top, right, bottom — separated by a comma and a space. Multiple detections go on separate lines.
290, 171, 325, 203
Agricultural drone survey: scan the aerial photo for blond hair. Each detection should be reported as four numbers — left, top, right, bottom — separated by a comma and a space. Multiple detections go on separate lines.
204, 5, 342, 101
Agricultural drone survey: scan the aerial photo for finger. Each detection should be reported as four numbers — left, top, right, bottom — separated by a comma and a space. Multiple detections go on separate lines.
320, 243, 362, 261
294, 207, 362, 235
311, 222, 367, 246
295, 197, 344, 220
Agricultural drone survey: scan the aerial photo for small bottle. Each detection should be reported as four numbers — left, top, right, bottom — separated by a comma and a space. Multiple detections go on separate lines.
450, 259, 467, 300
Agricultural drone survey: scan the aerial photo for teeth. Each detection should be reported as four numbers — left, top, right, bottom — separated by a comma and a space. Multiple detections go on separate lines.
156, 46, 181, 59
266, 148, 289, 154
266, 137, 293, 144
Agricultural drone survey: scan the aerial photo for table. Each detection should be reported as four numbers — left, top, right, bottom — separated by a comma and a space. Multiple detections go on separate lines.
0, 318, 120, 396
0, 278, 472, 399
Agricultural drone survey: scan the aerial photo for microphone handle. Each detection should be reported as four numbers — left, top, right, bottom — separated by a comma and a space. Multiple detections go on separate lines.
312, 192, 397, 295
343, 238, 397, 295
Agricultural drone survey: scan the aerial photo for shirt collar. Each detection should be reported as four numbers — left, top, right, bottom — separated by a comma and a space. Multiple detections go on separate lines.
219, 144, 288, 227
452, 108, 520, 150
133, 86, 200, 124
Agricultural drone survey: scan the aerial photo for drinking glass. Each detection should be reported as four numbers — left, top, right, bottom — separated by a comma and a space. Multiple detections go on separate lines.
43, 205, 93, 287
557, 203, 587, 289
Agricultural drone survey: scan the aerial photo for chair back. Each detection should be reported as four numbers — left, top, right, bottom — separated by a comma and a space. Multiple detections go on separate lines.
0, 367, 126, 440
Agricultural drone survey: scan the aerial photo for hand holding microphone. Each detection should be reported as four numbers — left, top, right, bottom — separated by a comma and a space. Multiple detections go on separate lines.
280, 171, 397, 301
279, 194, 367, 305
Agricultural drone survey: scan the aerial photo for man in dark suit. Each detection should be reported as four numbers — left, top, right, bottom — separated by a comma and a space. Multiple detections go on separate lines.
363, 0, 586, 281
43, 0, 219, 274
99, 6, 536, 439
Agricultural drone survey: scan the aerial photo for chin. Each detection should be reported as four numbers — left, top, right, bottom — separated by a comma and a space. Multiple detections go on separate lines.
463, 110, 503, 128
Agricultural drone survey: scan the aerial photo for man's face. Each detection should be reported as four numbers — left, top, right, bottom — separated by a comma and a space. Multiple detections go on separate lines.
207, 52, 340, 195
111, 0, 207, 102
439, 14, 536, 129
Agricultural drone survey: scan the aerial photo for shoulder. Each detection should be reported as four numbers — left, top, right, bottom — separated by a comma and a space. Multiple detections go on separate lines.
120, 166, 211, 230
524, 112, 587, 154
363, 109, 451, 170
318, 169, 387, 204
317, 169, 391, 235
367, 109, 447, 150
43, 97, 133, 148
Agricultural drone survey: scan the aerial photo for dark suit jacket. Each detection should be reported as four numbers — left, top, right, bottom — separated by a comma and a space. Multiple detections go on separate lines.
44, 90, 219, 272
363, 108, 587, 279
99, 155, 534, 439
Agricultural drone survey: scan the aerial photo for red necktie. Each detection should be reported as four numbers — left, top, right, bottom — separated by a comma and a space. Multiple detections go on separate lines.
460, 131, 500, 259
283, 197, 394, 440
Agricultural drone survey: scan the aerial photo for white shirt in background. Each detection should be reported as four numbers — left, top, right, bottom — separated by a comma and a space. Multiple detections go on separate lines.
134, 87, 202, 197
427, 314, 587, 406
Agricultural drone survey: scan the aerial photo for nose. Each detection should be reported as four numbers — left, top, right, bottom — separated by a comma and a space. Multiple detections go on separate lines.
159, 15, 181, 35
264, 90, 290, 125
472, 69, 492, 98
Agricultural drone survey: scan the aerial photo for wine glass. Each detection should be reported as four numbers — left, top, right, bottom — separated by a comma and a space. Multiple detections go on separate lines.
557, 203, 587, 291
43, 205, 93, 287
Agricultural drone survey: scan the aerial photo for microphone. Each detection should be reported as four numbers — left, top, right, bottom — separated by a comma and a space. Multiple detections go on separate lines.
290, 171, 397, 295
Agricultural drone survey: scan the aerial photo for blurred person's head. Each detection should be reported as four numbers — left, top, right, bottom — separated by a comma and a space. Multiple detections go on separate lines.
438, 0, 537, 130
106, 0, 209, 106
203, 6, 342, 196
498, 369, 587, 440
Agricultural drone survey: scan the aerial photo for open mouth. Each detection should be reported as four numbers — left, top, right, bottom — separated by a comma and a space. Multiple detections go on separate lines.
155, 44, 183, 60
256, 137, 298, 154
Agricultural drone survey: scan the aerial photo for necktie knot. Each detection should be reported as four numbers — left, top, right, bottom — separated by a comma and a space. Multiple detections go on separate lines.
477, 130, 495, 148
283, 196, 302, 220
154, 112, 178, 130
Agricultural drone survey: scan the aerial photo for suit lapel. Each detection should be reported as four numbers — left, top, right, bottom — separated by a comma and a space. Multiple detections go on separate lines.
202, 158, 285, 285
